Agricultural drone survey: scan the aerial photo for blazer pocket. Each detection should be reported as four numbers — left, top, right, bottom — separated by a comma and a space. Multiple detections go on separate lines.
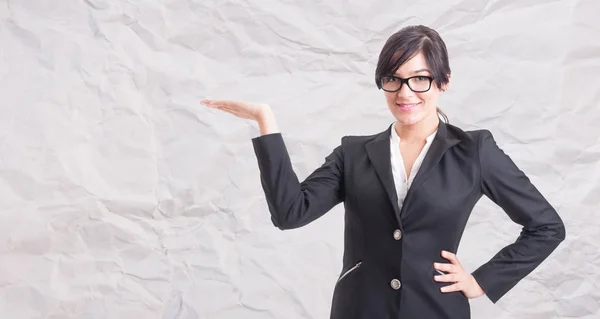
335, 261, 362, 286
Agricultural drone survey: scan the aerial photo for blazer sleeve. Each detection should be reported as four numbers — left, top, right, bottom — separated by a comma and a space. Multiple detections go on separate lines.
471, 130, 566, 303
251, 133, 345, 230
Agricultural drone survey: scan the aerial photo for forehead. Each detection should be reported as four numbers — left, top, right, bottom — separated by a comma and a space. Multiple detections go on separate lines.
393, 52, 431, 76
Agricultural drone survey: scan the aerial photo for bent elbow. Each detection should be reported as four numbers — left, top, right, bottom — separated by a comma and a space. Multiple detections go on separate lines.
555, 221, 566, 243
269, 211, 304, 230
542, 219, 566, 251
271, 215, 291, 230
271, 217, 305, 231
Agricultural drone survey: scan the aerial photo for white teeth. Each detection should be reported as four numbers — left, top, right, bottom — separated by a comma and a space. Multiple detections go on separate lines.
397, 103, 419, 108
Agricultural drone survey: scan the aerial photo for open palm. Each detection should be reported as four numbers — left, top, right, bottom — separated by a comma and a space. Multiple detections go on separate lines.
201, 99, 268, 121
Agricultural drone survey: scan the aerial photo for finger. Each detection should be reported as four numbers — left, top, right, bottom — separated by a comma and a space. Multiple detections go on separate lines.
202, 101, 222, 109
441, 250, 462, 267
435, 269, 447, 275
434, 273, 460, 283
212, 100, 243, 108
434, 262, 458, 274
440, 282, 463, 293
201, 99, 226, 107
201, 99, 233, 106
213, 102, 246, 114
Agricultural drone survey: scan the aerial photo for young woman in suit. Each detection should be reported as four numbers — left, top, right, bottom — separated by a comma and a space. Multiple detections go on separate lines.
201, 25, 565, 319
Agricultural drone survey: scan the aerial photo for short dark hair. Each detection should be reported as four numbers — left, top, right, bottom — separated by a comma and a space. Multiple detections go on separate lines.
375, 25, 451, 122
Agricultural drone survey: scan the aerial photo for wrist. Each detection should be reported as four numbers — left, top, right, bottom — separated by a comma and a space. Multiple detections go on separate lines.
255, 104, 273, 122
255, 105, 279, 135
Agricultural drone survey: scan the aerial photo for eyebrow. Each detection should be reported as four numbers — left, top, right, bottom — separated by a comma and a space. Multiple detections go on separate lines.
394, 69, 431, 76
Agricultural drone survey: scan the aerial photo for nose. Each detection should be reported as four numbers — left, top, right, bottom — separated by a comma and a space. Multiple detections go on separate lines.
396, 82, 415, 98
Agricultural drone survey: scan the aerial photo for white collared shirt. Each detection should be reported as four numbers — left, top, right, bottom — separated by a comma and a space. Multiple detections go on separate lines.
389, 122, 438, 210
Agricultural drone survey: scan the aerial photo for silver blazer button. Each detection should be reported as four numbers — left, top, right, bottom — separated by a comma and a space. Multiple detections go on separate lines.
393, 229, 402, 240
390, 279, 401, 290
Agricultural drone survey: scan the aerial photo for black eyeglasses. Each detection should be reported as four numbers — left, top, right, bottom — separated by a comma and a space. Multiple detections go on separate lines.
379, 75, 435, 93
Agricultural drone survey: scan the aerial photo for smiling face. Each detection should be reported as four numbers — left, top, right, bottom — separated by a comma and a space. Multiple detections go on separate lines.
383, 52, 446, 126
375, 25, 452, 127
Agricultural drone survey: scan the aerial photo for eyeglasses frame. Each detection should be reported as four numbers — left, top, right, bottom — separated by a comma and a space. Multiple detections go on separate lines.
379, 75, 435, 93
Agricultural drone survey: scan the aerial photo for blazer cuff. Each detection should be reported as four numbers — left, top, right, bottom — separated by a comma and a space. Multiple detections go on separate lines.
471, 265, 502, 303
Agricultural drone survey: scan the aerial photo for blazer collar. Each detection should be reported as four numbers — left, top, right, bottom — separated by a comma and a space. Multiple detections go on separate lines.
365, 119, 461, 224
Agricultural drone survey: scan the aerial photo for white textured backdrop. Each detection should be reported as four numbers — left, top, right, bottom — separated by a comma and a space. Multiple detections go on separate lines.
0, 0, 598, 318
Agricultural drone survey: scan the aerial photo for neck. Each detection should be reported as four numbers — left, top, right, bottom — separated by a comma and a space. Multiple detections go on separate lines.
394, 115, 440, 143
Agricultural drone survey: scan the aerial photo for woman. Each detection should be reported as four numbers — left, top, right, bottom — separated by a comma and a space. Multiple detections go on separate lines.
201, 25, 565, 319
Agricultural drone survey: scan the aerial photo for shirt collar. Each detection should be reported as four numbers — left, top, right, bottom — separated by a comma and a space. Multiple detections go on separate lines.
390, 121, 438, 145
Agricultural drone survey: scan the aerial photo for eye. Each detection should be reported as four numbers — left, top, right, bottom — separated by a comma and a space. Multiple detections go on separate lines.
414, 76, 428, 82
382, 76, 398, 83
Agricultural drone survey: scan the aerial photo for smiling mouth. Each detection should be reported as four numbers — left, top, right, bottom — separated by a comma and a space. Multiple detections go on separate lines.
396, 102, 421, 110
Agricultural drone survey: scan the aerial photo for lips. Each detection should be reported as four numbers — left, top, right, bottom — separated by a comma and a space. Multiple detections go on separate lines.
396, 102, 421, 111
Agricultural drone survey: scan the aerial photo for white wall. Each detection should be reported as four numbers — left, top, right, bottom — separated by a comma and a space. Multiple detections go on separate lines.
0, 0, 597, 318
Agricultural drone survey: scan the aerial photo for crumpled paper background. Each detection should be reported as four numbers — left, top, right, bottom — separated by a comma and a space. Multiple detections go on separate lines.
0, 0, 598, 318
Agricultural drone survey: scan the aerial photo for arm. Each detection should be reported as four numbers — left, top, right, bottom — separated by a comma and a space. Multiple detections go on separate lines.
201, 100, 345, 229
251, 107, 345, 229
471, 130, 566, 303
251, 133, 345, 230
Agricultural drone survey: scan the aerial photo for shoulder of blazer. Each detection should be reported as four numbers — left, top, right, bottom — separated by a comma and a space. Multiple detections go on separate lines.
446, 122, 481, 146
333, 124, 391, 153
341, 132, 384, 146
339, 121, 484, 147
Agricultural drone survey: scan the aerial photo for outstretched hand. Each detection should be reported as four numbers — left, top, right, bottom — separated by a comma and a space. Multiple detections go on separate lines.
201, 99, 270, 121
201, 99, 279, 135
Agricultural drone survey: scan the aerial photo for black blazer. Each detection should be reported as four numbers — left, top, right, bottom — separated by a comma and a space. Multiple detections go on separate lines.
251, 120, 565, 319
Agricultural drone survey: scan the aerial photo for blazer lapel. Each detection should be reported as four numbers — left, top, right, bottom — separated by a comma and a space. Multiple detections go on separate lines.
365, 120, 461, 224
399, 120, 461, 217
365, 123, 402, 226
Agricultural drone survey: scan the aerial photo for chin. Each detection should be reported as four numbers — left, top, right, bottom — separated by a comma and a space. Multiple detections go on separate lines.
394, 113, 426, 126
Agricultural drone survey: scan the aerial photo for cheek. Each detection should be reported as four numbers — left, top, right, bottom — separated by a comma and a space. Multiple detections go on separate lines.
417, 92, 439, 106
384, 92, 395, 102
384, 93, 397, 107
